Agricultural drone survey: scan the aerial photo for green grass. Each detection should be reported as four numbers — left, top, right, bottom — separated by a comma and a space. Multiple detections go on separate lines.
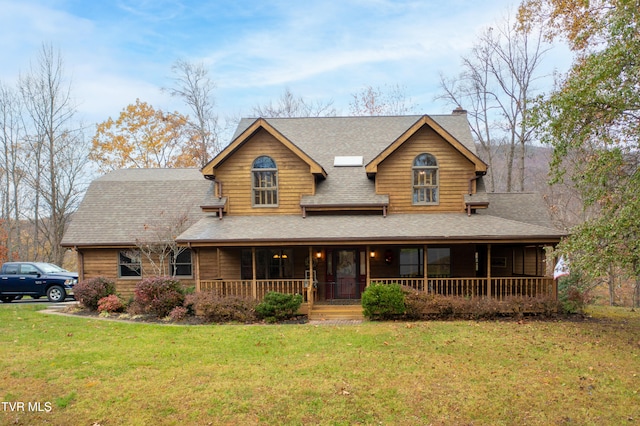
1, 305, 639, 425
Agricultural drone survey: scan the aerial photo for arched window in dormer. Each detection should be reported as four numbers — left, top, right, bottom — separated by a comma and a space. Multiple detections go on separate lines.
412, 153, 438, 205
252, 156, 278, 206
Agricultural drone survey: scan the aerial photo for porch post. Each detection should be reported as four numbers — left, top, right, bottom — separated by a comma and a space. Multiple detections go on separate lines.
423, 244, 428, 292
251, 247, 257, 300
308, 246, 314, 308
194, 248, 201, 292
487, 244, 492, 298
366, 245, 371, 288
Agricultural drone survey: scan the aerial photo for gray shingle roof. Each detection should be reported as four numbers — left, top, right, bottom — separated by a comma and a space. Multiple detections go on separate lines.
176, 212, 565, 245
232, 115, 476, 207
62, 168, 211, 246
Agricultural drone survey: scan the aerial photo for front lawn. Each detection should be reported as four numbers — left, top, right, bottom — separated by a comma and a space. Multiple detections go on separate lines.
1, 305, 639, 425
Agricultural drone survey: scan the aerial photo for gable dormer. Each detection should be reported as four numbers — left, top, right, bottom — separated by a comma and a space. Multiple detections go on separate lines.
201, 118, 326, 216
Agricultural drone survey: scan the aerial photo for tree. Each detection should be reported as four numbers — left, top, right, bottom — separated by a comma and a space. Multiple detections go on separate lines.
252, 87, 337, 118
19, 44, 87, 265
165, 60, 220, 167
90, 99, 198, 173
519, 0, 640, 306
349, 84, 417, 116
438, 14, 550, 192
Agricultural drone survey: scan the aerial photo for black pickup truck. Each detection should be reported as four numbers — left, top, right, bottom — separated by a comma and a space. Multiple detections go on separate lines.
0, 262, 78, 303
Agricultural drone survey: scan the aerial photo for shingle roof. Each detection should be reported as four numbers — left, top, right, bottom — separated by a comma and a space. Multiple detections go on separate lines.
232, 115, 477, 207
62, 168, 211, 246
176, 211, 565, 245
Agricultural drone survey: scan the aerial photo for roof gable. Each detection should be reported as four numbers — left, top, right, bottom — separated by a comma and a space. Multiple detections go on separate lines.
201, 118, 327, 178
365, 115, 487, 176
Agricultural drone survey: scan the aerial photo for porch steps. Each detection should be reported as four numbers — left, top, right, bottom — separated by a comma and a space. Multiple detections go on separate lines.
309, 304, 365, 321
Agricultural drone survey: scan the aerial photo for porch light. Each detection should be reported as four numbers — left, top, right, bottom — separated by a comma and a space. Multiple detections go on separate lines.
316, 250, 322, 259
370, 250, 376, 259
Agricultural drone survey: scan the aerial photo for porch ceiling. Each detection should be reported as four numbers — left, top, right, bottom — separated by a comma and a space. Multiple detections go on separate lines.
176, 213, 566, 246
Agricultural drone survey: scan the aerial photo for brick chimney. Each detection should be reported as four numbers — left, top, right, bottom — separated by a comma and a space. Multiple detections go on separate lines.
452, 106, 467, 115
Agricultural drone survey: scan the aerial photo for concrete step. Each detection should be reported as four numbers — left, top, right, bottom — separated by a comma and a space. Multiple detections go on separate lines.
309, 304, 364, 320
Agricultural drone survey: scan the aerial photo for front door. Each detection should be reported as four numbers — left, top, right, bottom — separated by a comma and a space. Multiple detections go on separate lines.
335, 249, 358, 299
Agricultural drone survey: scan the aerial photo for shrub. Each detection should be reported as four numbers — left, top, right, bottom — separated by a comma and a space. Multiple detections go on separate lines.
185, 292, 258, 323
133, 276, 186, 317
97, 294, 125, 314
404, 291, 560, 320
74, 277, 116, 311
558, 273, 588, 314
255, 292, 303, 323
361, 283, 405, 320
168, 306, 189, 322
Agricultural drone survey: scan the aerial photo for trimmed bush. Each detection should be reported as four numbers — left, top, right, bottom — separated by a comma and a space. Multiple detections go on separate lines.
255, 292, 303, 323
74, 277, 116, 311
168, 306, 189, 322
97, 294, 125, 314
185, 292, 258, 323
133, 276, 186, 318
361, 283, 405, 320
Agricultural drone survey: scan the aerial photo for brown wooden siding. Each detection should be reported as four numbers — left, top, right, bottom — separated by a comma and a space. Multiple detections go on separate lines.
375, 126, 476, 213
79, 248, 196, 297
215, 128, 314, 215
198, 249, 219, 280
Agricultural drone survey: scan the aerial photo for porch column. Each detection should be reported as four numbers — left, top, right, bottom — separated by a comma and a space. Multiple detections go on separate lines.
194, 248, 201, 292
423, 244, 428, 292
366, 245, 371, 288
251, 247, 257, 300
486, 244, 492, 298
307, 246, 314, 307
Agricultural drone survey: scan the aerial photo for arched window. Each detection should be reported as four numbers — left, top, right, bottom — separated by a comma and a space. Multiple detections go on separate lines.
412, 153, 438, 205
252, 156, 278, 206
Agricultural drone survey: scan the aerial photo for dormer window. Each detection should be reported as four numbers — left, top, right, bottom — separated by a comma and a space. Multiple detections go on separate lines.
252, 156, 278, 206
413, 153, 438, 205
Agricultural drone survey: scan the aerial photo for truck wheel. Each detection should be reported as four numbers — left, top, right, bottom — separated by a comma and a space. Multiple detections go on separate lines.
0, 296, 15, 303
47, 286, 66, 303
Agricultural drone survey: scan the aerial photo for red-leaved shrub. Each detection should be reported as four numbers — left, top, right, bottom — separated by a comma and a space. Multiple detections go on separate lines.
185, 292, 257, 323
74, 277, 116, 311
97, 294, 125, 313
133, 277, 185, 318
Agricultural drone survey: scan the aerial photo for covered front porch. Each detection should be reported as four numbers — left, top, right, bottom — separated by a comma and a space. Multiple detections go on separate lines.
194, 243, 557, 314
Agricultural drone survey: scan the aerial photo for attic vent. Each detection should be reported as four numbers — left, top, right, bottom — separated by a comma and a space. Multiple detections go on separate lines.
334, 156, 363, 167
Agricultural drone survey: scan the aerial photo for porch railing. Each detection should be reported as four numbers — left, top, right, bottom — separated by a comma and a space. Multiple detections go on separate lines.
199, 277, 556, 301
200, 279, 308, 300
372, 277, 556, 300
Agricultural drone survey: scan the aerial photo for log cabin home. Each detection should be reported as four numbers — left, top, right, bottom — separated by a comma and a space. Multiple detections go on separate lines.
62, 111, 566, 318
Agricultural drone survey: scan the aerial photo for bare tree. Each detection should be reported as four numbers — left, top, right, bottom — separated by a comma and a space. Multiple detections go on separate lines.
252, 87, 337, 118
165, 59, 220, 167
349, 84, 417, 116
19, 44, 87, 265
0, 83, 27, 259
438, 14, 550, 192
135, 210, 192, 276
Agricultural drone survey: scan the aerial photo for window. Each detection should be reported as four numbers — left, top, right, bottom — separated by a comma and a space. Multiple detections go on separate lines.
119, 249, 141, 277
171, 249, 193, 277
413, 153, 438, 205
400, 248, 423, 277
428, 248, 450, 278
241, 248, 293, 279
252, 156, 278, 206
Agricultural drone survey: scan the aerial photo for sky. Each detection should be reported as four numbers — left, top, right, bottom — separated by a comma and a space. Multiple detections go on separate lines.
0, 0, 571, 141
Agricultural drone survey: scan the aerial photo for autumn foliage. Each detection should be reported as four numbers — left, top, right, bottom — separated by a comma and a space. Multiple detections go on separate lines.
90, 99, 200, 172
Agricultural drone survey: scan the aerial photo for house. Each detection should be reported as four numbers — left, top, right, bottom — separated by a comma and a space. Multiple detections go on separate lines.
62, 112, 566, 315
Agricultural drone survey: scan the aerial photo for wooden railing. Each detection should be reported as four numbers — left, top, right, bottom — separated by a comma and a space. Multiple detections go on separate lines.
200, 279, 308, 301
372, 277, 556, 300
199, 277, 556, 302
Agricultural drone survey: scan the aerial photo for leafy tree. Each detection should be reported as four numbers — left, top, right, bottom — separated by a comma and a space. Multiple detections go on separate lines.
90, 99, 198, 172
519, 0, 640, 306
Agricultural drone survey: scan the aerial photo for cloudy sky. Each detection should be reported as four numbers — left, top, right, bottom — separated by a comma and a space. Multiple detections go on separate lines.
0, 0, 569, 137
